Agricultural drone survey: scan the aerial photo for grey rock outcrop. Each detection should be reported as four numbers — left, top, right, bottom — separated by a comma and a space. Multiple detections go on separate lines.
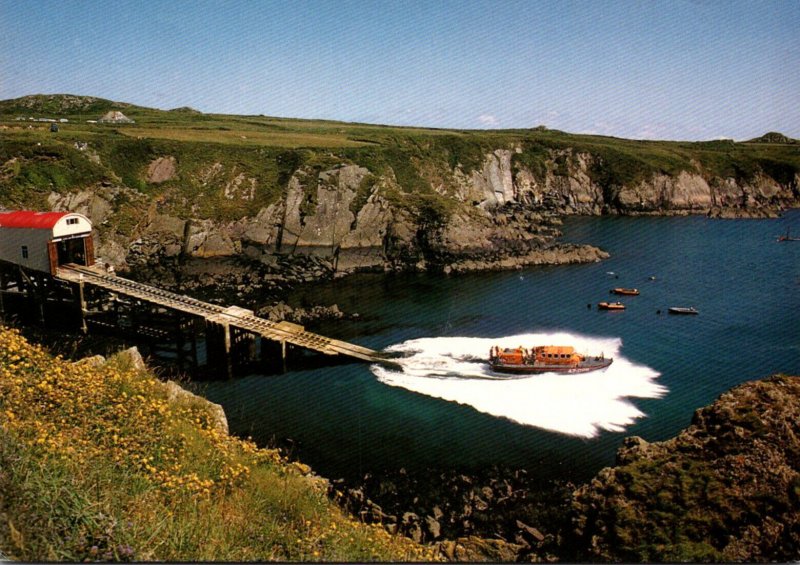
42, 142, 798, 286
162, 380, 229, 435
145, 156, 177, 184
571, 374, 800, 562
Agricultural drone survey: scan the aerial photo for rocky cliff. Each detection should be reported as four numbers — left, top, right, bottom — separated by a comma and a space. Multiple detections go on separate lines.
570, 374, 800, 562
41, 143, 796, 286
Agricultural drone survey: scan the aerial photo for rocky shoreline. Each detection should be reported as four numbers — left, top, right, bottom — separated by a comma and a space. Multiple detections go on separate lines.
569, 374, 800, 562
323, 374, 800, 562
120, 232, 609, 316
330, 466, 573, 561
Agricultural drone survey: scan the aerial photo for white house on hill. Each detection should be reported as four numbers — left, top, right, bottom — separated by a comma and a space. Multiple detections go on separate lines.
98, 111, 135, 124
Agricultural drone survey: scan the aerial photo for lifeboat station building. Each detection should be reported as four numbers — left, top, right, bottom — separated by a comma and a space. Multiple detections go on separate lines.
0, 210, 94, 276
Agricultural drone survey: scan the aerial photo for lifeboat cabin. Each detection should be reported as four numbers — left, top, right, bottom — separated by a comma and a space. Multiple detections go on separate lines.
0, 211, 94, 276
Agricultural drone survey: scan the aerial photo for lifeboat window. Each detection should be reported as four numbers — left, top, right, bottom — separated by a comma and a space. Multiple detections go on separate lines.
67, 218, 79, 225
21, 246, 28, 259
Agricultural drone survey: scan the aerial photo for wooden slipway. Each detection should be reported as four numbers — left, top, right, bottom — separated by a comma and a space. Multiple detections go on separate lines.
57, 263, 395, 366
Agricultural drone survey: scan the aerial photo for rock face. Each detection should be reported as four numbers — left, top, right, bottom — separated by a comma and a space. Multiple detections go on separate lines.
42, 144, 799, 284
145, 156, 177, 184
570, 374, 800, 562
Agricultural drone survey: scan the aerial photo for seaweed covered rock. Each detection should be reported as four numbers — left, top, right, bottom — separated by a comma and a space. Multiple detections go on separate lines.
571, 374, 800, 562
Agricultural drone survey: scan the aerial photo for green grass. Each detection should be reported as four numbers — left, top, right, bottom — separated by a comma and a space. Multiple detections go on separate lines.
118, 126, 373, 148
0, 327, 438, 562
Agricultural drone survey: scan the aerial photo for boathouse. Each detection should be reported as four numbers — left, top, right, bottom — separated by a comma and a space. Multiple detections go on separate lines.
0, 210, 94, 275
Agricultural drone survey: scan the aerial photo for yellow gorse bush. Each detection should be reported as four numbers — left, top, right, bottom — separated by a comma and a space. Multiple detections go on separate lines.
0, 326, 278, 497
0, 326, 441, 561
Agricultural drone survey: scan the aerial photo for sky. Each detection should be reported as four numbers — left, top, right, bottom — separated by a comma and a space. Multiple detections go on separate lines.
1, 0, 798, 140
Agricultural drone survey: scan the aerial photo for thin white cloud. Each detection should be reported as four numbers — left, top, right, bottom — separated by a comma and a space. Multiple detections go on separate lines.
478, 114, 499, 127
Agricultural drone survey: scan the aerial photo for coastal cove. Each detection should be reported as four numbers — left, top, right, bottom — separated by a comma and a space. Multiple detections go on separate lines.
196, 210, 800, 486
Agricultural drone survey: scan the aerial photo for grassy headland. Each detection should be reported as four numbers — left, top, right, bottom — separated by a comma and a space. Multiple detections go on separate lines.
0, 326, 437, 561
2, 94, 798, 230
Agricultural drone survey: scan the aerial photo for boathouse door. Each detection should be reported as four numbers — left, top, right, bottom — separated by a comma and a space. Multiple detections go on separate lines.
48, 236, 94, 275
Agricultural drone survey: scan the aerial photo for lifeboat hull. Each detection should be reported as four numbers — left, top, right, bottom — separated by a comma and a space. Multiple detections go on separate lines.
490, 357, 613, 375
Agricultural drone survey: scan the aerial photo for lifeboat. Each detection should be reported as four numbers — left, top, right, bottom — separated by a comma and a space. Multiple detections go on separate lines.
612, 288, 639, 295
598, 301, 626, 310
489, 345, 612, 375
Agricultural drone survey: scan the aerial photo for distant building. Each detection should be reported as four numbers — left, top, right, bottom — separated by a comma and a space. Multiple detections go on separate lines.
98, 111, 134, 124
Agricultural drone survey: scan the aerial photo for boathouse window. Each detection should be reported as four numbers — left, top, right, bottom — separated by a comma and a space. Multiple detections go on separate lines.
66, 218, 79, 225
21, 246, 28, 259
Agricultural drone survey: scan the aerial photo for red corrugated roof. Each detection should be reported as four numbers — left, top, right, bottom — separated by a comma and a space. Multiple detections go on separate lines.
0, 210, 69, 229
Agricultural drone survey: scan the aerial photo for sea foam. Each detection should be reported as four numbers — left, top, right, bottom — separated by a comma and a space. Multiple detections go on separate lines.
370, 332, 666, 438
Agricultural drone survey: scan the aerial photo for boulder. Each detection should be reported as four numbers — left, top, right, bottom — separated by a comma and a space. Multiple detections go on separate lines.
145, 156, 177, 184
161, 380, 229, 435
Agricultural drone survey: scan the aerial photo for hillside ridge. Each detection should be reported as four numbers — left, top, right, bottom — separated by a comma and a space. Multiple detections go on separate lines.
1, 94, 795, 142
2, 93, 799, 296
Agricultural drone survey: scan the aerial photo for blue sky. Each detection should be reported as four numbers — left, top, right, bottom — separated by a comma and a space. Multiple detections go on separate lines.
1, 0, 798, 140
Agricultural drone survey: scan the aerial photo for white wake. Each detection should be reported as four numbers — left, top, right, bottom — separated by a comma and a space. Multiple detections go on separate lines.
371, 332, 666, 438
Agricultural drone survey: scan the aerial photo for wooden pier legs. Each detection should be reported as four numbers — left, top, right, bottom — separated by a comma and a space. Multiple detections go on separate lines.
205, 322, 257, 378
259, 337, 288, 374
71, 279, 88, 333
231, 326, 256, 375
206, 321, 233, 379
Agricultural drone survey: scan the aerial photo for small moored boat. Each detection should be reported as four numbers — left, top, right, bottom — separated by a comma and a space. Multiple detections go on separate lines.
612, 288, 639, 295
489, 345, 612, 375
777, 227, 800, 242
668, 306, 698, 315
598, 301, 626, 310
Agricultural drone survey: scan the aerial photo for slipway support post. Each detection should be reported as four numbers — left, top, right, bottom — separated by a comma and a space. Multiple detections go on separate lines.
230, 326, 256, 375
259, 336, 287, 374
72, 279, 87, 334
206, 320, 233, 379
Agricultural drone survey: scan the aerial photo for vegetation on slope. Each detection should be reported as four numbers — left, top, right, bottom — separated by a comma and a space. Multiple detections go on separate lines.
1, 94, 799, 228
0, 327, 437, 562
570, 374, 800, 562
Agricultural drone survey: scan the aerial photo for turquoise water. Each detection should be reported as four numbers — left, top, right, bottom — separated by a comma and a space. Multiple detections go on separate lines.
198, 210, 800, 484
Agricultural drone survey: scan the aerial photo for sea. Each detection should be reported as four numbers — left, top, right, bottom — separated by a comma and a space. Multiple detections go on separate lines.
197, 209, 800, 485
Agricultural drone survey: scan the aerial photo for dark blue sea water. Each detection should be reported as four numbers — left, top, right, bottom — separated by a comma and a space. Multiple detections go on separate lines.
198, 210, 800, 484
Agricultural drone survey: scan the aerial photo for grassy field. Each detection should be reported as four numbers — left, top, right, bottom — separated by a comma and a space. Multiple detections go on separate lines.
0, 326, 438, 562
117, 126, 375, 148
